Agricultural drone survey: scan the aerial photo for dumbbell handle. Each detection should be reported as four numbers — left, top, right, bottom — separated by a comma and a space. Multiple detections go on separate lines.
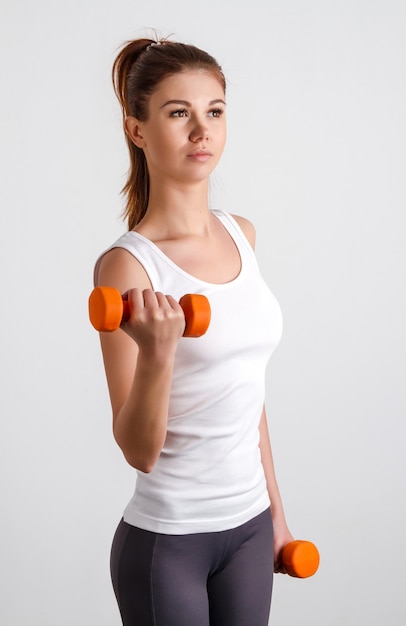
88, 286, 211, 338
281, 540, 320, 578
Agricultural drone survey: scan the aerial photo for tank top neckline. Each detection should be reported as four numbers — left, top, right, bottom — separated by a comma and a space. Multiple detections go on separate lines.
125, 210, 250, 288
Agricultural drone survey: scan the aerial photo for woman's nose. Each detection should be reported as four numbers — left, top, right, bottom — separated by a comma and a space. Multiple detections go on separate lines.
189, 120, 209, 142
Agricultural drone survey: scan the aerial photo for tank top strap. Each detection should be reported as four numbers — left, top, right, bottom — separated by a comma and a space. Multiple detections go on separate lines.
211, 210, 258, 268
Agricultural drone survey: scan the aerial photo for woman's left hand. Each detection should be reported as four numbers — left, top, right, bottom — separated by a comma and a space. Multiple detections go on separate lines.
272, 518, 295, 574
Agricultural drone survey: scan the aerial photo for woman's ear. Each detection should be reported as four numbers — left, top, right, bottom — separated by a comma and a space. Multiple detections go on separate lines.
125, 116, 145, 148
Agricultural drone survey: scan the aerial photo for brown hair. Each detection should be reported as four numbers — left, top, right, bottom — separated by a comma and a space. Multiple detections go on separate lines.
112, 37, 226, 230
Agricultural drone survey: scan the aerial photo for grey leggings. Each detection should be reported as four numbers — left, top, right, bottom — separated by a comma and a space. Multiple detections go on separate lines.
110, 508, 274, 626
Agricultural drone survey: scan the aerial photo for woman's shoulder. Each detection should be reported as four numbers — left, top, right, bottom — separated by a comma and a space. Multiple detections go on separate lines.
95, 244, 152, 291
212, 209, 256, 250
230, 213, 256, 250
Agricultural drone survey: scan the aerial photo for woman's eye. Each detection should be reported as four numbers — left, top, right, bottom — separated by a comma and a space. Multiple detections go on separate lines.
208, 108, 224, 118
170, 109, 188, 117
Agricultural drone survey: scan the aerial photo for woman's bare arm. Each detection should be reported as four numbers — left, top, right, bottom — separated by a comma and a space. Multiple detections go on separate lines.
97, 247, 184, 472
233, 215, 294, 568
259, 407, 294, 571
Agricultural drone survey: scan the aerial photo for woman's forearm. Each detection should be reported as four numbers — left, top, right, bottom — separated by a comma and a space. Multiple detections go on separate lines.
259, 409, 287, 521
113, 347, 176, 472
259, 407, 294, 567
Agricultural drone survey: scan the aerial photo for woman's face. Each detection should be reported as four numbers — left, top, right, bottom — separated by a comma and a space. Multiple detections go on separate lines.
127, 70, 226, 186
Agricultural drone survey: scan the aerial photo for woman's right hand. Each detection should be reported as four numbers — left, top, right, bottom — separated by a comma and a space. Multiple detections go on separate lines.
122, 288, 186, 356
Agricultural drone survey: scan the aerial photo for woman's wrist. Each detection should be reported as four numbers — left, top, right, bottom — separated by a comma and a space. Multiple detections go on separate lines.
137, 342, 178, 368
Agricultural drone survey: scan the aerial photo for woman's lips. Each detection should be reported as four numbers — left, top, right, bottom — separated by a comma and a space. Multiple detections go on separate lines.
187, 151, 212, 162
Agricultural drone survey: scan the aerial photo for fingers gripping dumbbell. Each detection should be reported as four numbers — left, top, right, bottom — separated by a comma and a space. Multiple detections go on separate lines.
88, 286, 211, 338
281, 540, 320, 578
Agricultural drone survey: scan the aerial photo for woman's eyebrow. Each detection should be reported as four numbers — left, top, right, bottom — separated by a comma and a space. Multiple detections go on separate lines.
160, 98, 226, 108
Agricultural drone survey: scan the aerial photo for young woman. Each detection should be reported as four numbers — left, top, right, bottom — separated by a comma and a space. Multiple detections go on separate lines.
94, 37, 294, 626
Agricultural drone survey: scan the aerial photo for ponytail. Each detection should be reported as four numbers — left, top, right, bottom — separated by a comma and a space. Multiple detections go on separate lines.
112, 37, 226, 230
112, 39, 153, 230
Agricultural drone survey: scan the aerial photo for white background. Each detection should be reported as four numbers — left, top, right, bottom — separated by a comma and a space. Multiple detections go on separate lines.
1, 1, 405, 624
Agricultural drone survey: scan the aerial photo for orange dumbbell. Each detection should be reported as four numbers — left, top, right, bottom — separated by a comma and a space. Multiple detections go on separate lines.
281, 540, 320, 578
89, 286, 211, 338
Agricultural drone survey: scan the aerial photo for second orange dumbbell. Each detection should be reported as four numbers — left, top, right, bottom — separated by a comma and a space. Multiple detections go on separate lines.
281, 540, 320, 578
89, 286, 211, 338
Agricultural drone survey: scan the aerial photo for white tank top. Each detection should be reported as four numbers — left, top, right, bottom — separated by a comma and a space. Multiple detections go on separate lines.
94, 211, 283, 534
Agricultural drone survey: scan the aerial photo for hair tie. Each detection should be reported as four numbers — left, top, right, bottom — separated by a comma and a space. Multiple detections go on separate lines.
146, 41, 163, 52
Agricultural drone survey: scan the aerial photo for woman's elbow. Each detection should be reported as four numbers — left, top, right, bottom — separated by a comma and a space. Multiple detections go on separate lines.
117, 437, 160, 473
123, 450, 156, 474
112, 421, 163, 473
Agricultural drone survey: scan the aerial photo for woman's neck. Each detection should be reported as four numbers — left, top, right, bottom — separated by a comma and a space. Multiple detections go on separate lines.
135, 180, 212, 239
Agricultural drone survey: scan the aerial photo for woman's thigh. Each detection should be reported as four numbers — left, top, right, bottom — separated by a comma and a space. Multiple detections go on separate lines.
110, 520, 211, 626
207, 509, 274, 626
